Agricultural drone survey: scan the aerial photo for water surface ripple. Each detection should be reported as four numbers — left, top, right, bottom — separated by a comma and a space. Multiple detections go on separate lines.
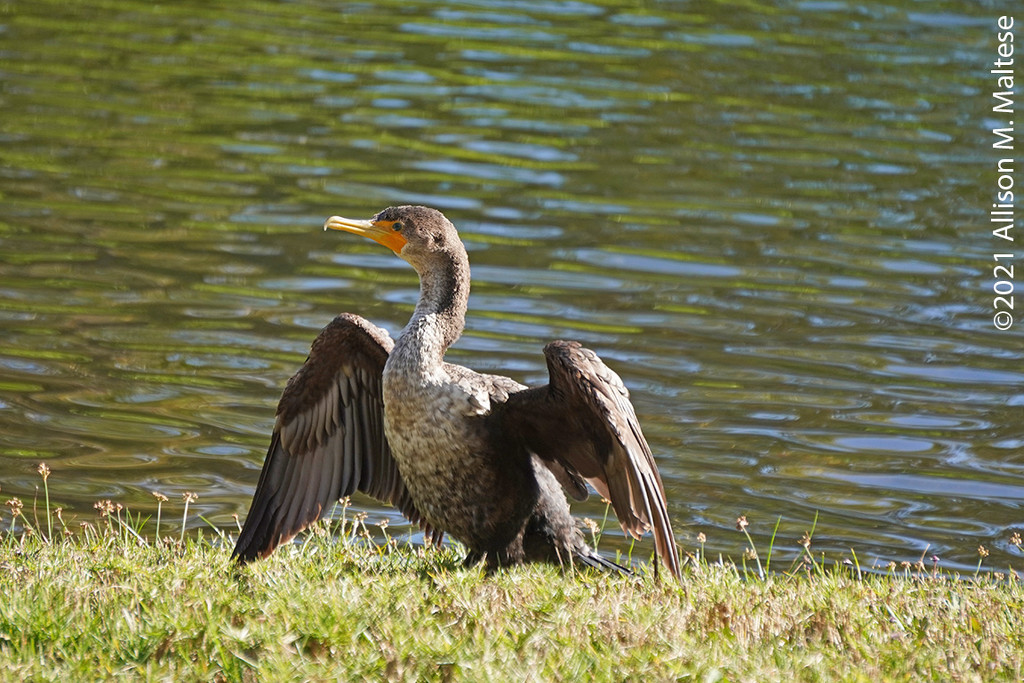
0, 1, 1018, 571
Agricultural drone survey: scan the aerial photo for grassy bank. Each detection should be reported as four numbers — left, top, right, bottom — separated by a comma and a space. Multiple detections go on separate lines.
2, 473, 1023, 680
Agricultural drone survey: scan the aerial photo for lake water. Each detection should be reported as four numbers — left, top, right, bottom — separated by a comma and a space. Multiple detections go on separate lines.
1, 0, 1020, 572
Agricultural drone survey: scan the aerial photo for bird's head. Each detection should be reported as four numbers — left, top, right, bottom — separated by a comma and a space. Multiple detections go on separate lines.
324, 205, 463, 270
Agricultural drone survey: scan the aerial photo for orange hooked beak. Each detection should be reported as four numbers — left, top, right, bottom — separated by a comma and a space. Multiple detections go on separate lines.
324, 215, 407, 254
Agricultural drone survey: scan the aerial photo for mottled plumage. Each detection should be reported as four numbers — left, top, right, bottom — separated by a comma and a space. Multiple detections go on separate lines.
232, 205, 681, 580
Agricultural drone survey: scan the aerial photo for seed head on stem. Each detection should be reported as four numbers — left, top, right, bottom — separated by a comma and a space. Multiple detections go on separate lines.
180, 492, 198, 545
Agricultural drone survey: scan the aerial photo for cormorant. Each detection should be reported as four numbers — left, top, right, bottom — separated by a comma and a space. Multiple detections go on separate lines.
232, 205, 681, 579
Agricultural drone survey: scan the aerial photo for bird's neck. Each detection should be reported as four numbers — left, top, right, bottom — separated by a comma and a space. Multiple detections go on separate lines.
395, 249, 470, 369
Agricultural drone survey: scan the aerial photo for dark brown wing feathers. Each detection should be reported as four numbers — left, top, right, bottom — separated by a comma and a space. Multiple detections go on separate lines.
503, 340, 681, 579
232, 314, 433, 562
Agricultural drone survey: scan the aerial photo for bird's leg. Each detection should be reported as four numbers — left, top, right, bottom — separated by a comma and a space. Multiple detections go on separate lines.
462, 550, 485, 569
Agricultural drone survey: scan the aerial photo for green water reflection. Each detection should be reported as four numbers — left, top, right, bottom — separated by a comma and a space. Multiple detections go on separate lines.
1, 0, 1019, 571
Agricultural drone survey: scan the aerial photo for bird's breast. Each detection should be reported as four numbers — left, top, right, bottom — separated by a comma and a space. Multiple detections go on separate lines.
380, 368, 485, 465
379, 364, 531, 548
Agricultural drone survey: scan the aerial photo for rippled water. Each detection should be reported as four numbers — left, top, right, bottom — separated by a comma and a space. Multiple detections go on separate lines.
1, 0, 1019, 571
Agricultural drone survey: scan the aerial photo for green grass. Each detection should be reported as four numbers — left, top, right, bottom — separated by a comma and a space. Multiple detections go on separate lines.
2, 470, 1024, 681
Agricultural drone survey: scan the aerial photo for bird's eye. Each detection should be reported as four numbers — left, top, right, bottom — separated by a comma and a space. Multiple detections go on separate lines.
392, 221, 404, 232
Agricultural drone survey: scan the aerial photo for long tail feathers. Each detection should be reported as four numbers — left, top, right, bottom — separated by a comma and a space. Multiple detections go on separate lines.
573, 547, 632, 575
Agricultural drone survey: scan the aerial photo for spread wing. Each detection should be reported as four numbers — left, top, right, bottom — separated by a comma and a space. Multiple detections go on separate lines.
501, 340, 681, 580
232, 313, 433, 562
